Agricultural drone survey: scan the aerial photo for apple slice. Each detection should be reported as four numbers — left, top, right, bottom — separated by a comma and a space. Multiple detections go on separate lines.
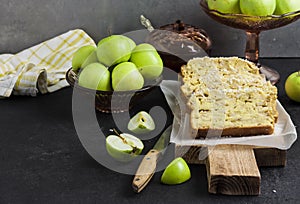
128, 111, 155, 134
161, 157, 191, 185
106, 133, 144, 162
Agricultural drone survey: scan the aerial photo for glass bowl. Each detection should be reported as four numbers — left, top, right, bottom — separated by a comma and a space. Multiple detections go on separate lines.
200, 0, 300, 84
66, 68, 163, 113
200, 0, 300, 31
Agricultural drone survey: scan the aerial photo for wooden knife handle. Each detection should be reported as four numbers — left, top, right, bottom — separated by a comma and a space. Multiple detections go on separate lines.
132, 149, 160, 193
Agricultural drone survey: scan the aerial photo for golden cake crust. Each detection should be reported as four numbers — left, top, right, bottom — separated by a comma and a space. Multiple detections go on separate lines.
180, 57, 278, 138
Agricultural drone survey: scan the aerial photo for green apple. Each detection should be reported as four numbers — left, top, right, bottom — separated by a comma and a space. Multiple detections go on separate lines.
78, 63, 111, 91
130, 43, 163, 80
128, 111, 155, 134
274, 0, 300, 15
97, 35, 136, 67
161, 157, 191, 185
97, 35, 136, 50
285, 71, 300, 102
112, 62, 144, 91
106, 133, 144, 162
207, 0, 241, 14
81, 50, 99, 68
240, 0, 276, 16
72, 45, 97, 71
121, 35, 136, 51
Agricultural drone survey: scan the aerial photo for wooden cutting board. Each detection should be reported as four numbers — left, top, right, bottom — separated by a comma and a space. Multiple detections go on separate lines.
175, 144, 286, 195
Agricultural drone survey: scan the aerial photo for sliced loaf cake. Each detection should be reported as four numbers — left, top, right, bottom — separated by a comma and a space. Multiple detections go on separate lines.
180, 57, 278, 138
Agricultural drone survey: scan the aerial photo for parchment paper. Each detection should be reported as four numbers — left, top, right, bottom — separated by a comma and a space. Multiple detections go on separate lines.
160, 80, 297, 150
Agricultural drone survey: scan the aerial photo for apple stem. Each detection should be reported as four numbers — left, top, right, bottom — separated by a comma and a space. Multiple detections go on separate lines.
112, 128, 126, 142
112, 128, 138, 151
112, 128, 119, 135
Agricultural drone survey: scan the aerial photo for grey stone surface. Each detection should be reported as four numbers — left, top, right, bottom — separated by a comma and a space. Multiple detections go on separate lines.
1, 0, 300, 57
1, 59, 300, 203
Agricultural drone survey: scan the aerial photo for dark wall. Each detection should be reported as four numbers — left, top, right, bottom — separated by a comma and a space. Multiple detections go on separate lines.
1, 0, 300, 57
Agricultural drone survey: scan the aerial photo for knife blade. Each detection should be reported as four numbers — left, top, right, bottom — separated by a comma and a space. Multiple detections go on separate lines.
132, 125, 172, 193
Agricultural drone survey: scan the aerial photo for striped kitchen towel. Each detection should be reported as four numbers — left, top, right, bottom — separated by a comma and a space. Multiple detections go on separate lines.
0, 29, 96, 97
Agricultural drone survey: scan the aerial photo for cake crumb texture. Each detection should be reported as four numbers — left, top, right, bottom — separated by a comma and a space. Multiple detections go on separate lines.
180, 57, 278, 138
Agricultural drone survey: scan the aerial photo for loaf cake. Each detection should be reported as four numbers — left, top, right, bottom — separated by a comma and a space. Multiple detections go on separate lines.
180, 57, 278, 138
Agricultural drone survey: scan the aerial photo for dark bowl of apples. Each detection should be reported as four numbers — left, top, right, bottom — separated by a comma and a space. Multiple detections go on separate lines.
67, 35, 167, 113
66, 68, 163, 113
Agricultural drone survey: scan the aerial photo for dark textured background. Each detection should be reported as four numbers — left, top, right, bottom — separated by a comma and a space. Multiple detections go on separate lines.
0, 59, 299, 203
1, 1, 300, 203
1, 0, 300, 57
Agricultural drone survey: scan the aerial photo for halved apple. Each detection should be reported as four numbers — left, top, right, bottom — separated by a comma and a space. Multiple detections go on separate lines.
128, 111, 155, 134
161, 157, 191, 185
106, 133, 144, 162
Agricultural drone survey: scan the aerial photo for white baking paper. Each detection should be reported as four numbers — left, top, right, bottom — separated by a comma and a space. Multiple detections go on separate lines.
160, 80, 297, 150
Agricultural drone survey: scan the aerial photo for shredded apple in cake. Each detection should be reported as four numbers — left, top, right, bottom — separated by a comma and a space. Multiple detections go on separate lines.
181, 57, 278, 138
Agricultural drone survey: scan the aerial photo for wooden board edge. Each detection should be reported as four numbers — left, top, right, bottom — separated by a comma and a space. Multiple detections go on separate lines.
175, 144, 287, 167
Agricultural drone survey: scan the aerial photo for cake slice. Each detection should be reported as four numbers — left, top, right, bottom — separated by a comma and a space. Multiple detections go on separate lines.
180, 57, 278, 138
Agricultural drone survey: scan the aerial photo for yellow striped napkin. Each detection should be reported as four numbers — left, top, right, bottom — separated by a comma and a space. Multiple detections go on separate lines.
0, 29, 96, 97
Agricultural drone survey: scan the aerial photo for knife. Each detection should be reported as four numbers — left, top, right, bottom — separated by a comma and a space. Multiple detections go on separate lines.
132, 125, 172, 193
